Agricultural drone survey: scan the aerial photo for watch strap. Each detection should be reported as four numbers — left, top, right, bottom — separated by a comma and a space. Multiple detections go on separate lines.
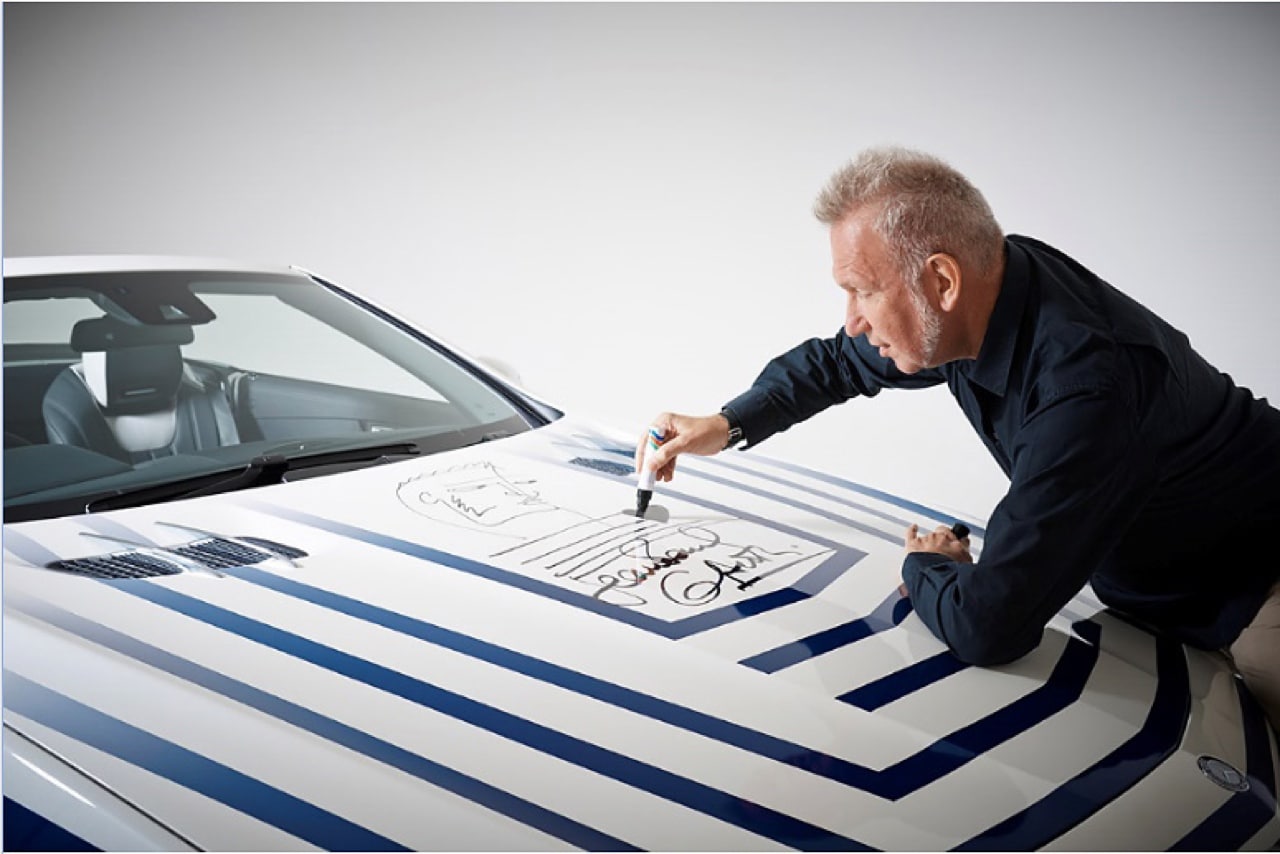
720, 406, 745, 450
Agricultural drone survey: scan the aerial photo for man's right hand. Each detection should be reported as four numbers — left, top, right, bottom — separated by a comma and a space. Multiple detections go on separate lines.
635, 412, 732, 483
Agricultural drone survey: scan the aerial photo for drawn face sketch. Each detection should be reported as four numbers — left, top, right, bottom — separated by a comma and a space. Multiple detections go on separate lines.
397, 461, 565, 530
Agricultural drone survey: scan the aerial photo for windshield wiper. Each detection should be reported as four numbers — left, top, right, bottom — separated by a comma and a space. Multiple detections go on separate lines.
467, 430, 516, 446
86, 442, 421, 513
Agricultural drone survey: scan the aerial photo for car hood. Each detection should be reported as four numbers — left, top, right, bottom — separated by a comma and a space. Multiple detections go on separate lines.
4, 417, 1277, 850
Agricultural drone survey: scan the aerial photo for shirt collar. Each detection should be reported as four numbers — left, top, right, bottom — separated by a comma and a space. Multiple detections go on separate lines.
963, 237, 1029, 397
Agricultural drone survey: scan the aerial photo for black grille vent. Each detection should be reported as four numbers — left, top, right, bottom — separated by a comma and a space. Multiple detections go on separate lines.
45, 535, 308, 580
47, 553, 183, 580
171, 539, 277, 569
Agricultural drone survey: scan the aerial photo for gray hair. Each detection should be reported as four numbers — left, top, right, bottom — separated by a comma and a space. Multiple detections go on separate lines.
814, 147, 1004, 285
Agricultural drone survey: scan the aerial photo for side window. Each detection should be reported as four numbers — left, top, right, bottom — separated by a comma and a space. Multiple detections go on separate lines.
3, 297, 104, 346
183, 293, 447, 401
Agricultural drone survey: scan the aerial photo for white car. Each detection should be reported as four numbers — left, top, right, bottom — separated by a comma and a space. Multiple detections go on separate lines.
4, 256, 1277, 851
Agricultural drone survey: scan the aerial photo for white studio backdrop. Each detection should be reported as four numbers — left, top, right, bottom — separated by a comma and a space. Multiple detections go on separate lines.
6, 2, 1279, 525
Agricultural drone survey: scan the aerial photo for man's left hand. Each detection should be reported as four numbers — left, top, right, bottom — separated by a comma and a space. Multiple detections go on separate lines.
899, 523, 973, 597
905, 523, 974, 563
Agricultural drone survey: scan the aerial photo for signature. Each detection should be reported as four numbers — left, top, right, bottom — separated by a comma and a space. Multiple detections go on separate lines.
499, 516, 810, 608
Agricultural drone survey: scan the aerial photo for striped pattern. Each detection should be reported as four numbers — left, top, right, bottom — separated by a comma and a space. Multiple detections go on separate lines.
646, 428, 666, 455
4, 418, 1278, 850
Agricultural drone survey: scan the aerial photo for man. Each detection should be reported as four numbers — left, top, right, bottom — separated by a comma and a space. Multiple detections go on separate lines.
639, 147, 1280, 731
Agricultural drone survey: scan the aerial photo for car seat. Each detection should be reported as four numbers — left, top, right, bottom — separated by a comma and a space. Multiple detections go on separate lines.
41, 316, 240, 464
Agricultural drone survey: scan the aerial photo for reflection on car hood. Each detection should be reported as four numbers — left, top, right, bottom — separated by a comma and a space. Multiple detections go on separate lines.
4, 416, 1278, 850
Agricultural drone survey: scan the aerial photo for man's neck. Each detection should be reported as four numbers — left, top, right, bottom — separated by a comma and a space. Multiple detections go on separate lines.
956, 243, 1007, 362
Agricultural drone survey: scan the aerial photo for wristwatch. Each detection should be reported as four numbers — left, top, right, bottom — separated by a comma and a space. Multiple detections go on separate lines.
720, 406, 745, 450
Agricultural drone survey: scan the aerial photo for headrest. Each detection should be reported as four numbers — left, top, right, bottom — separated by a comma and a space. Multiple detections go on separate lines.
71, 315, 194, 353
80, 345, 184, 416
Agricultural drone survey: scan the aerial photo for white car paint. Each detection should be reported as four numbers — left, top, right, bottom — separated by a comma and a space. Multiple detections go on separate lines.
3, 258, 1277, 851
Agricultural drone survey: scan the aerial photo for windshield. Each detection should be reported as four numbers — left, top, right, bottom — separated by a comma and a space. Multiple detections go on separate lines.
4, 266, 545, 520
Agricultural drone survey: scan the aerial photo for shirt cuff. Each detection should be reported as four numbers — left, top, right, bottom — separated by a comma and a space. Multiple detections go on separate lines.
721, 387, 780, 449
902, 550, 954, 587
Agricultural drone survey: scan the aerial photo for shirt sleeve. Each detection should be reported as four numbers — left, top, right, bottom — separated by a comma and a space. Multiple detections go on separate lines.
902, 383, 1159, 666
723, 329, 944, 448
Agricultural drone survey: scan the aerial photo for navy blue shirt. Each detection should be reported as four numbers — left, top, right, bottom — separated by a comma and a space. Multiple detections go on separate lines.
725, 235, 1280, 664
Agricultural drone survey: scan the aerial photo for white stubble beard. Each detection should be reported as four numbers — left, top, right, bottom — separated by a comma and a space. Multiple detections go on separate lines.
906, 279, 943, 370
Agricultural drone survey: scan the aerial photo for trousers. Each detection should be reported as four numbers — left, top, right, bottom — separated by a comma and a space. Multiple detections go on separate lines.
1229, 581, 1280, 734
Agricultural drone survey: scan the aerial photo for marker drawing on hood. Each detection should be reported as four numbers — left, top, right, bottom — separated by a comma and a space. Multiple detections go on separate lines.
397, 459, 832, 612
397, 461, 591, 537
496, 514, 818, 609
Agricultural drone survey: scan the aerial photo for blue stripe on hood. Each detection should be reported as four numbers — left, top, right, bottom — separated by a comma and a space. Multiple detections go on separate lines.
112, 579, 871, 851
3, 672, 409, 852
11, 596, 638, 852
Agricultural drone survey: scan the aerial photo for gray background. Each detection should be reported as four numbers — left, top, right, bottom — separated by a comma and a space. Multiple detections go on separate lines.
6, 2, 1279, 522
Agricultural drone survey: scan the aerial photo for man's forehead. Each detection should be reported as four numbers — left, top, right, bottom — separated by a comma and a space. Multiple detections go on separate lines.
830, 213, 890, 283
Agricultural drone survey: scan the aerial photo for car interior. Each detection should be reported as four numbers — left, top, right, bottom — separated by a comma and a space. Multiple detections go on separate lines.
3, 268, 535, 516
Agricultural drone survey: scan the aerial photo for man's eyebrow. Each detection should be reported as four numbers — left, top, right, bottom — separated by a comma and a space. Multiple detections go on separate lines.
836, 269, 877, 291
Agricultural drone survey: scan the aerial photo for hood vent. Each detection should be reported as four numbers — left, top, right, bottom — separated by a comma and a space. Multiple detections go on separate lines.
46, 552, 183, 580
45, 535, 308, 580
169, 537, 302, 569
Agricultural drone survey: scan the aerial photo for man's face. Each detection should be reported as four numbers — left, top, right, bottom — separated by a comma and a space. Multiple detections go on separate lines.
830, 213, 941, 374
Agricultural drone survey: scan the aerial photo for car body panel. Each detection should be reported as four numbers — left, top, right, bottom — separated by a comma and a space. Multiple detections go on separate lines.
4, 256, 1277, 850
6, 417, 1278, 850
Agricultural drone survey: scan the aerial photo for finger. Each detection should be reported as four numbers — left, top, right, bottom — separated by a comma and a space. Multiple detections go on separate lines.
650, 426, 691, 481
647, 436, 679, 474
637, 416, 675, 471
905, 523, 919, 544
652, 413, 713, 472
651, 413, 676, 443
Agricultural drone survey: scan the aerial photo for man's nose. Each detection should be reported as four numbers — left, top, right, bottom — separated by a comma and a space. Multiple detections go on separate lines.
845, 296, 869, 337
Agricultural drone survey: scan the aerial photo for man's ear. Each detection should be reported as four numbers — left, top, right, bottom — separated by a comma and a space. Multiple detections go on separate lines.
926, 253, 963, 311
